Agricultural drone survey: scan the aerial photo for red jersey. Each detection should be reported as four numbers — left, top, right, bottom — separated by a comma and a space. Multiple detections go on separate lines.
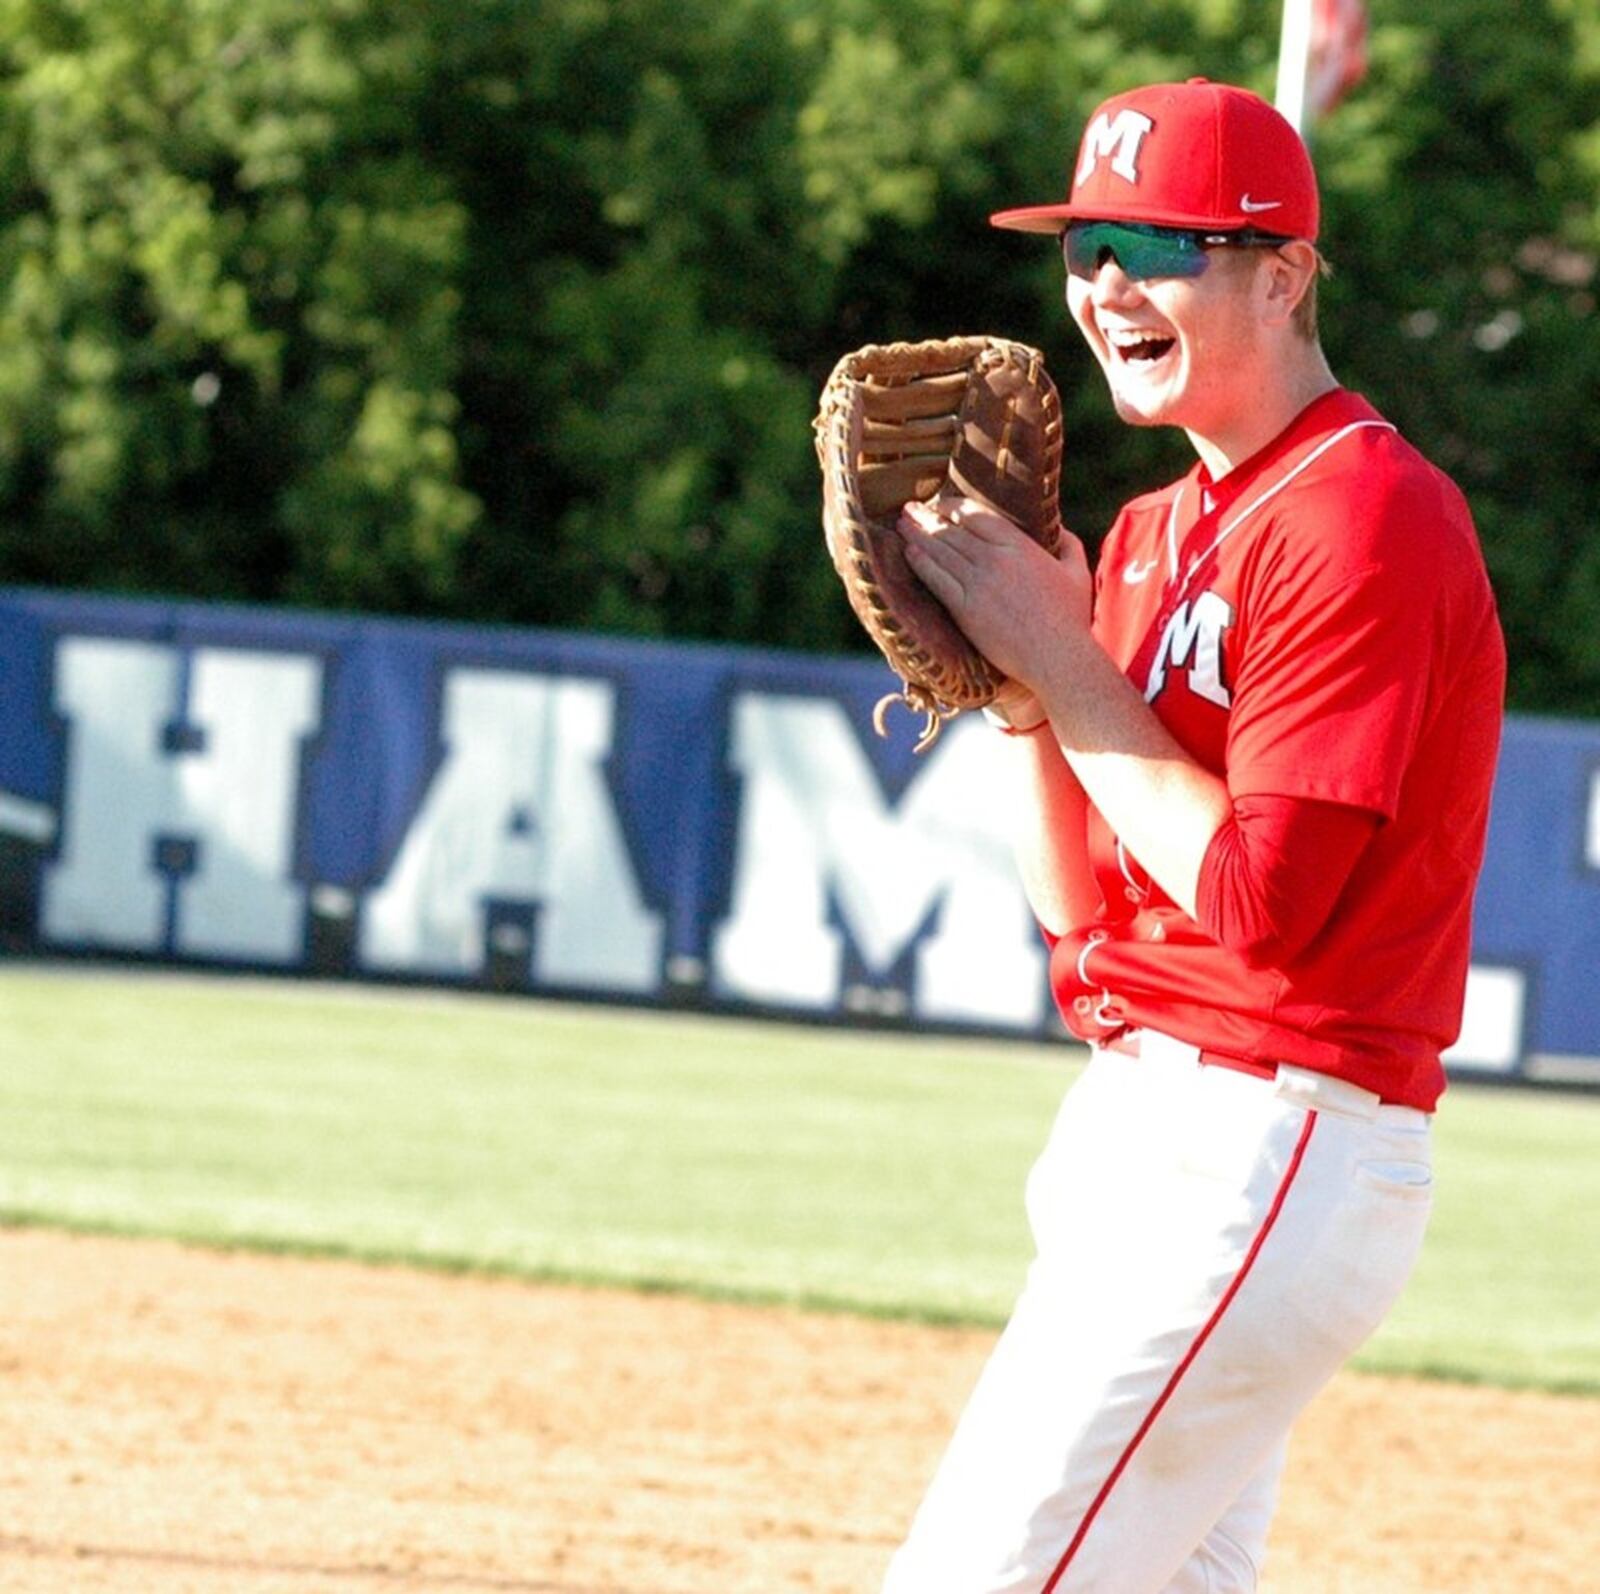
1052, 389, 1505, 1109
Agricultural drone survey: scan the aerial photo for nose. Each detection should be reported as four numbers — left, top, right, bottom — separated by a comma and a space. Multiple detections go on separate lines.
1066, 254, 1142, 321
1087, 256, 1144, 308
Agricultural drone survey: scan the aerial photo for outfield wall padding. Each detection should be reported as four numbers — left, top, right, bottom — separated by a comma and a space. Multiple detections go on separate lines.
0, 586, 1593, 1083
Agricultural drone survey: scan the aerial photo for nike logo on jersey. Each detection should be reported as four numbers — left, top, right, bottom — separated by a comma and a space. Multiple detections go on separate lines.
1239, 195, 1283, 213
1122, 557, 1160, 585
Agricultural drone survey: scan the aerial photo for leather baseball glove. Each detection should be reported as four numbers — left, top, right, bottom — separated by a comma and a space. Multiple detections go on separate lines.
814, 335, 1064, 752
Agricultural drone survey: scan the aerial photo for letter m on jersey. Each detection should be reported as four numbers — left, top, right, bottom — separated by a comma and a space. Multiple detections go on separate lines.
1144, 592, 1236, 708
1076, 109, 1155, 186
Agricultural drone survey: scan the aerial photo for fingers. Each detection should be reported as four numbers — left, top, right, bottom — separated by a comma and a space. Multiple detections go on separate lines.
988, 677, 1047, 730
901, 521, 963, 605
931, 494, 1025, 544
899, 495, 1088, 637
899, 497, 1008, 564
900, 498, 967, 541
907, 495, 1066, 560
899, 495, 1058, 607
899, 501, 974, 582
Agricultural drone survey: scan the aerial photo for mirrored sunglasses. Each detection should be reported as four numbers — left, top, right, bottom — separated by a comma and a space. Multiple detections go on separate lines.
1061, 220, 1294, 282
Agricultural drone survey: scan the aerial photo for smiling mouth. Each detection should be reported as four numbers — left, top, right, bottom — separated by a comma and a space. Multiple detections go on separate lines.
1110, 333, 1177, 366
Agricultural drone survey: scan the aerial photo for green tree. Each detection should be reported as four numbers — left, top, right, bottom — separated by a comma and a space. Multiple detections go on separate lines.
1309, 0, 1600, 710
462, 0, 842, 645
0, 0, 1597, 713
0, 0, 476, 609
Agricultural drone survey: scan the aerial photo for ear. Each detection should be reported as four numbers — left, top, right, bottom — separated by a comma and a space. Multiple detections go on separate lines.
1260, 240, 1319, 327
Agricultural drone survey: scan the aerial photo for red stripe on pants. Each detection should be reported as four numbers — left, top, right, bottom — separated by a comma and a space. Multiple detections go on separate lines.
1040, 1111, 1320, 1593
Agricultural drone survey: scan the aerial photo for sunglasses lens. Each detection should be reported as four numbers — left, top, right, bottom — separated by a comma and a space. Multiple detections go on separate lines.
1063, 223, 1211, 281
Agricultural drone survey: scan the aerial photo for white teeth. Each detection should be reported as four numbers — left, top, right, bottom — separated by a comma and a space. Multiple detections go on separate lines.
1103, 327, 1175, 364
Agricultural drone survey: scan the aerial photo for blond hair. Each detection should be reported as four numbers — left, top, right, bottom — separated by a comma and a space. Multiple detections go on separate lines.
1291, 248, 1333, 342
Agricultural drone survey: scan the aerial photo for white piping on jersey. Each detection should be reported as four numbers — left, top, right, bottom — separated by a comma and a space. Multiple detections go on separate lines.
1075, 928, 1110, 987
1162, 419, 1397, 592
1115, 837, 1142, 893
1074, 930, 1123, 1028
1101, 418, 1398, 1020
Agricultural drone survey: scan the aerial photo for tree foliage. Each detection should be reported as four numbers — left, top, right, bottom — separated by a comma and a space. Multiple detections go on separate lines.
0, 0, 475, 609
0, 0, 1596, 709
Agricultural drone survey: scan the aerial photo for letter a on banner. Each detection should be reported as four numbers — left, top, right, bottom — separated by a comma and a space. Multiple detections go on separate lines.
359, 669, 662, 992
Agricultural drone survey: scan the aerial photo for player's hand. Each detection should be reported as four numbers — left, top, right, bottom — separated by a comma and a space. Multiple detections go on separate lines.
899, 494, 1092, 692
984, 677, 1050, 733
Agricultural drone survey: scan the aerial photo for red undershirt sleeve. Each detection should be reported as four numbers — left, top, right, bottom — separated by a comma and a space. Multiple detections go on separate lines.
1196, 793, 1380, 969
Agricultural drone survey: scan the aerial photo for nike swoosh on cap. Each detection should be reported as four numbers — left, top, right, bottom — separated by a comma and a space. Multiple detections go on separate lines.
1239, 195, 1283, 213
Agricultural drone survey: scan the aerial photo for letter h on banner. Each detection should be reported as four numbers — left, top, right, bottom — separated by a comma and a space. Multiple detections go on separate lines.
41, 636, 321, 962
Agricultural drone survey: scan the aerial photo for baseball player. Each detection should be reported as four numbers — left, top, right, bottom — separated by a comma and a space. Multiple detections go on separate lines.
884, 79, 1506, 1593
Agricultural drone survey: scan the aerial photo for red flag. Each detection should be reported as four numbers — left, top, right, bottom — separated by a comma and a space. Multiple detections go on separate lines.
1307, 0, 1369, 119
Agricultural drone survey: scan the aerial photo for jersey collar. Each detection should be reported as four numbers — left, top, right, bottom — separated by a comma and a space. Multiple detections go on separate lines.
1193, 388, 1380, 516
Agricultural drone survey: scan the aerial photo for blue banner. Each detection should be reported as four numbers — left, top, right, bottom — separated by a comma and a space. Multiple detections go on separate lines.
0, 586, 1592, 1083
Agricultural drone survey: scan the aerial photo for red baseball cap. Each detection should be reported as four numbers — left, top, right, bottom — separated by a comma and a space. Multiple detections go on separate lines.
991, 78, 1319, 241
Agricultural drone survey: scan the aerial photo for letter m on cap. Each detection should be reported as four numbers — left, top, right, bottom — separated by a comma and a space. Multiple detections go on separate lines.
1075, 109, 1155, 186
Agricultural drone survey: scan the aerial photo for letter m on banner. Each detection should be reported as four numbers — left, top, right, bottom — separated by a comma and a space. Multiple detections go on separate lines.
711, 696, 1048, 1028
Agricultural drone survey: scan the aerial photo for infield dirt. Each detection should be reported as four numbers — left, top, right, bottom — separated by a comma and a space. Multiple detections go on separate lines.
0, 1227, 1594, 1593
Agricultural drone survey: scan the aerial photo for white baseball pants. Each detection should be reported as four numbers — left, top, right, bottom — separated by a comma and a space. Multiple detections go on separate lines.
881, 1030, 1433, 1594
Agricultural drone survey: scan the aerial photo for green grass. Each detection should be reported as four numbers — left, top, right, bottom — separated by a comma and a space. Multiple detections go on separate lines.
1365, 1082, 1600, 1392
0, 964, 1596, 1393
